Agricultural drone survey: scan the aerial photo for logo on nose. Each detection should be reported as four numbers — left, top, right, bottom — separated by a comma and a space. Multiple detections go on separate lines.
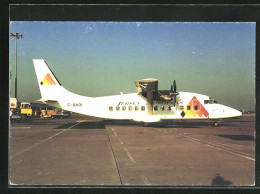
180, 96, 209, 118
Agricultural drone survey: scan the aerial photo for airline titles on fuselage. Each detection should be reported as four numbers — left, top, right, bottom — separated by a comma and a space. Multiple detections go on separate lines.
117, 102, 142, 106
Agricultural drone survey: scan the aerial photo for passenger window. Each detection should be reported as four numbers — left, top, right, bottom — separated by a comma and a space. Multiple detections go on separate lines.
167, 106, 171, 111
116, 106, 120, 111
141, 106, 145, 111
154, 106, 158, 111
160, 106, 164, 111
204, 100, 209, 104
129, 106, 132, 111
194, 105, 198, 110
135, 106, 139, 111
122, 106, 126, 111
109, 106, 113, 111
187, 105, 191, 110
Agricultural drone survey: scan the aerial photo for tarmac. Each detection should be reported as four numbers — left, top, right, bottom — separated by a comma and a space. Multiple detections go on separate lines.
9, 114, 255, 186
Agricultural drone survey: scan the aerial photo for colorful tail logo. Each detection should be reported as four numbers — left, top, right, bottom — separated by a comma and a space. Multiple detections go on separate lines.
181, 96, 209, 118
40, 73, 56, 85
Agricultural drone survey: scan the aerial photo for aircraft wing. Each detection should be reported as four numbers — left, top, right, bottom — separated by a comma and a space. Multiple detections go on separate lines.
36, 98, 58, 102
35, 99, 62, 108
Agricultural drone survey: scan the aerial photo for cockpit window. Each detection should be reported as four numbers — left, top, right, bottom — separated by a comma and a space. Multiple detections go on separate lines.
204, 99, 217, 104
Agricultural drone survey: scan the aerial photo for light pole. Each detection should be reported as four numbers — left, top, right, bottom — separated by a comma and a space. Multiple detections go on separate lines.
10, 33, 23, 99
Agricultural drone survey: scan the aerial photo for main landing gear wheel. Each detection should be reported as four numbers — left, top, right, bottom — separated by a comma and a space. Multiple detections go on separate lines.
143, 122, 150, 127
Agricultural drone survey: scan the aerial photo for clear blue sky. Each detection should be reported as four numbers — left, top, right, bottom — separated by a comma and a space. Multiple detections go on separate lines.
10, 22, 255, 111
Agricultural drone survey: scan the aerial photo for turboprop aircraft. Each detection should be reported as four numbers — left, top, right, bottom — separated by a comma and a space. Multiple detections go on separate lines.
33, 59, 242, 126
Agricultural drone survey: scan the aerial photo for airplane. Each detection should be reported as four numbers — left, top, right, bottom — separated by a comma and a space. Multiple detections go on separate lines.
33, 59, 242, 126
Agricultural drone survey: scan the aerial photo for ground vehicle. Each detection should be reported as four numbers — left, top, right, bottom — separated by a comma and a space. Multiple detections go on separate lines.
10, 98, 17, 110
10, 113, 22, 121
20, 102, 33, 119
51, 108, 71, 119
10, 98, 20, 120
38, 105, 57, 118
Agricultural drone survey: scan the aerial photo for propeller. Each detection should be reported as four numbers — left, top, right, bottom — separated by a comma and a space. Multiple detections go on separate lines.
173, 80, 177, 93
171, 80, 179, 107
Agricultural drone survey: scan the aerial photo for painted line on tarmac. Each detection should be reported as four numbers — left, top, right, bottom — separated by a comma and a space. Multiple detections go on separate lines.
124, 148, 135, 164
111, 128, 118, 136
11, 122, 80, 159
140, 175, 150, 185
119, 139, 124, 145
10, 127, 31, 129
67, 122, 81, 129
110, 128, 134, 163
155, 128, 255, 162
107, 131, 123, 184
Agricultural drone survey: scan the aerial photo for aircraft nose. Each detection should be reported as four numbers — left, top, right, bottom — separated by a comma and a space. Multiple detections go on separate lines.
227, 107, 242, 118
232, 109, 242, 117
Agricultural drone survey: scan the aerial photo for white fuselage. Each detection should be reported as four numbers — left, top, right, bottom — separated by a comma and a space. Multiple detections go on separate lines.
33, 59, 242, 123
44, 86, 242, 122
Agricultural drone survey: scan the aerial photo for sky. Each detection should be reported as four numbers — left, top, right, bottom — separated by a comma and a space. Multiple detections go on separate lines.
9, 22, 255, 111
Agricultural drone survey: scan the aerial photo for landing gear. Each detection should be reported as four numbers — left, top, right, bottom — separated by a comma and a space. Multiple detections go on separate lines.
214, 120, 221, 127
143, 122, 150, 127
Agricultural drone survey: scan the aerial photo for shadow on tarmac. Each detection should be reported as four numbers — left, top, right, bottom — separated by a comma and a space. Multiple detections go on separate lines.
53, 120, 219, 129
211, 175, 233, 186
216, 134, 254, 141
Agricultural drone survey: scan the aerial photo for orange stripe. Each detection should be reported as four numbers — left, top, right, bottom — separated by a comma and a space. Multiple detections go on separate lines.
48, 73, 56, 85
46, 73, 56, 85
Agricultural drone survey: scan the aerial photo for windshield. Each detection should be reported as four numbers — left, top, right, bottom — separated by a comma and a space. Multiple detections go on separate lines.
204, 99, 217, 104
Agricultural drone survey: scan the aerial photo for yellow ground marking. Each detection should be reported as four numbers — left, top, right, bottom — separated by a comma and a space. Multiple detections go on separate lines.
111, 128, 118, 136
76, 120, 94, 122
119, 139, 124, 145
67, 122, 81, 129
124, 148, 135, 164
110, 128, 133, 163
140, 175, 150, 185
11, 122, 81, 158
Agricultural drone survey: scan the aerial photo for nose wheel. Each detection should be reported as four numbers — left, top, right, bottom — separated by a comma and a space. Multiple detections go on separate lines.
214, 120, 222, 127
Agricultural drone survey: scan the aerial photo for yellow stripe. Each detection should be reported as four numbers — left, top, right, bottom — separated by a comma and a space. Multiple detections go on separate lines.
42, 77, 48, 85
124, 148, 135, 164
46, 73, 56, 85
140, 175, 150, 185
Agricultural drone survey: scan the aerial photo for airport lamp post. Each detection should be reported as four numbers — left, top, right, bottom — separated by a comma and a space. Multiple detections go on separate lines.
10, 33, 23, 99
